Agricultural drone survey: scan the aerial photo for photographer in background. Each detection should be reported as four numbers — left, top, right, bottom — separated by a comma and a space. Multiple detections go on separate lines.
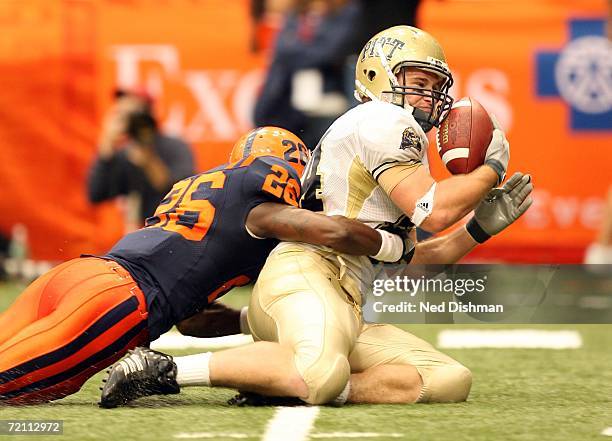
87, 90, 194, 230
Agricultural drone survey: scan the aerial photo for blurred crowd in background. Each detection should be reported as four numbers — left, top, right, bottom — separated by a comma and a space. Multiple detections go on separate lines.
0, 0, 425, 280
251, 0, 421, 148
0, 0, 610, 282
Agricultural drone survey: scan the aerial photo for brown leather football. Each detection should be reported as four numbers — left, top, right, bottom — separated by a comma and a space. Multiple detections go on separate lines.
436, 97, 493, 174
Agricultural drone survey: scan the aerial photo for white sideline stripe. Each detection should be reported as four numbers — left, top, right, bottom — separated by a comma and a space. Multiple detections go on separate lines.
311, 433, 404, 438
437, 330, 582, 349
151, 332, 253, 350
174, 433, 252, 439
262, 406, 320, 441
441, 148, 470, 164
602, 427, 612, 436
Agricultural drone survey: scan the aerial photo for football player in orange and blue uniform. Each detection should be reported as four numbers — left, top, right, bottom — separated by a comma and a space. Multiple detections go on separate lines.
0, 127, 407, 405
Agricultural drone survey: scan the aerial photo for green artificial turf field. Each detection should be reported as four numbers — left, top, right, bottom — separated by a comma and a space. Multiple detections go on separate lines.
1, 281, 610, 441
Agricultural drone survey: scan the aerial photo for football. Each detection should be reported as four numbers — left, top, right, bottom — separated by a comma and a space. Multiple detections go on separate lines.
436, 97, 494, 174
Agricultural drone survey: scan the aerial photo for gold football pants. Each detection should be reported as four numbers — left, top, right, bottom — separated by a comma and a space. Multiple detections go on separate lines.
248, 244, 472, 404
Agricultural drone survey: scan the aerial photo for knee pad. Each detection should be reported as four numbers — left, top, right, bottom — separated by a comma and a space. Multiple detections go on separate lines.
296, 352, 350, 405
419, 364, 473, 403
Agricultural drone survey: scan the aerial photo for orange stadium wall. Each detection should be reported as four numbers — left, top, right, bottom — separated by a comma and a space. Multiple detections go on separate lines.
0, 0, 609, 263
419, 0, 610, 262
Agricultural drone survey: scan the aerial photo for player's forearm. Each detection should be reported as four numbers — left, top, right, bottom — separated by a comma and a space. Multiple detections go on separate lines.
176, 303, 242, 338
248, 204, 382, 256
421, 166, 497, 233
273, 211, 382, 256
324, 215, 382, 256
412, 227, 478, 264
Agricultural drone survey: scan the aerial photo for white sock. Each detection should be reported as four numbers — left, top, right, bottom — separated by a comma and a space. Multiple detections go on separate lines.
331, 380, 350, 406
175, 352, 212, 387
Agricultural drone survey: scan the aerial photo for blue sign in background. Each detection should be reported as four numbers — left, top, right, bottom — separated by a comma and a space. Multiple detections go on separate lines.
536, 19, 611, 131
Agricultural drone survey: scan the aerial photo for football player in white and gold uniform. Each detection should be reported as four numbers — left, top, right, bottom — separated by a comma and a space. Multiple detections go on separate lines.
100, 26, 532, 408
241, 25, 529, 405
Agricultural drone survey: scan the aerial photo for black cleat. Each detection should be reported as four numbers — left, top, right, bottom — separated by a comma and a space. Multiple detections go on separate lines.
227, 392, 306, 407
99, 347, 180, 408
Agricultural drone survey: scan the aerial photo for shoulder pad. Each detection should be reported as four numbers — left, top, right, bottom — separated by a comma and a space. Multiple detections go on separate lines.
244, 156, 302, 207
355, 102, 428, 179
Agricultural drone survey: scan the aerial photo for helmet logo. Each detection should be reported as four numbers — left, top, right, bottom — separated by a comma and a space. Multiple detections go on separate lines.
361, 37, 405, 62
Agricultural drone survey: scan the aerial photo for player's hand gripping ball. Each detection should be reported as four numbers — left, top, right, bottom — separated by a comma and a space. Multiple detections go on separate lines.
436, 97, 494, 174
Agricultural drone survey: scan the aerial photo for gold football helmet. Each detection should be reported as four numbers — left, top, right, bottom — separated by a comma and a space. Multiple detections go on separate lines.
355, 25, 454, 132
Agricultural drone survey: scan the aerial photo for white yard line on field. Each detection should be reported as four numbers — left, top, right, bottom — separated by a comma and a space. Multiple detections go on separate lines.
151, 332, 253, 350
174, 433, 253, 439
311, 433, 404, 438
174, 432, 405, 440
262, 406, 320, 441
601, 427, 612, 436
437, 329, 582, 349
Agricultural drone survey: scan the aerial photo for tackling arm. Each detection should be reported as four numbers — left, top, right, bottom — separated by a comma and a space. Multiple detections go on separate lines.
176, 302, 242, 337
246, 202, 384, 256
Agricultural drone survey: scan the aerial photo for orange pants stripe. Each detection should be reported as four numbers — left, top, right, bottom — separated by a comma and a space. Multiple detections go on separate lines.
0, 257, 149, 404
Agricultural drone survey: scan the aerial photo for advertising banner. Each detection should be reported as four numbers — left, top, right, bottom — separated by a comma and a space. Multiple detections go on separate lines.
0, 0, 608, 262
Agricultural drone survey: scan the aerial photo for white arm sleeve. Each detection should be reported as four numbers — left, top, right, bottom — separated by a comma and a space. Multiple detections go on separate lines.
411, 182, 437, 227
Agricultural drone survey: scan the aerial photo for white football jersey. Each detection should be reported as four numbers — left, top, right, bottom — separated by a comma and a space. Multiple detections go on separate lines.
275, 100, 429, 291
